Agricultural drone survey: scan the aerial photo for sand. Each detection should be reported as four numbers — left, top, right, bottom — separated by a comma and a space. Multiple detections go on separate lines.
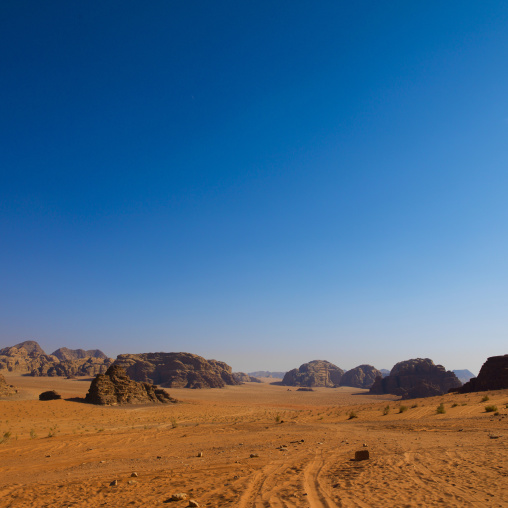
0, 374, 507, 507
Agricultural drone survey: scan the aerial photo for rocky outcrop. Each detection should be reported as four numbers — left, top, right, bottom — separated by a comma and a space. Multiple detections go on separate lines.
0, 374, 16, 397
369, 358, 461, 399
453, 369, 476, 385
281, 360, 344, 387
31, 357, 113, 377
233, 372, 262, 383
39, 390, 62, 401
455, 355, 508, 393
340, 365, 382, 389
114, 352, 240, 389
0, 341, 112, 377
51, 348, 108, 361
85, 365, 178, 405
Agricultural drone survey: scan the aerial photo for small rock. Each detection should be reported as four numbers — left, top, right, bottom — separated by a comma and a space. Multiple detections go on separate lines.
45, 454, 51, 458
100, 460, 106, 464
355, 450, 370, 461
250, 453, 259, 458
363, 443, 368, 447
157, 456, 162, 459
128, 480, 137, 485
188, 500, 199, 507
170, 493, 187, 501
131, 472, 138, 477
197, 451, 203, 457
109, 480, 118, 487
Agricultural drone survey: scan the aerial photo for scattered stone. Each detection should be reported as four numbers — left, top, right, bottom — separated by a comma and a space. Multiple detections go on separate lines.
45, 454, 51, 458
355, 450, 370, 461
128, 480, 137, 485
489, 435, 502, 439
250, 453, 259, 458
188, 501, 199, 508
109, 480, 118, 486
131, 472, 138, 477
157, 456, 162, 459
197, 451, 203, 457
39, 390, 62, 401
363, 443, 368, 447
168, 493, 187, 501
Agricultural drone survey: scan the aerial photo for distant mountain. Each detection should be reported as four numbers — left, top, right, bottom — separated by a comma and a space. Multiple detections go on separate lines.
248, 371, 286, 379
380, 369, 390, 378
52, 347, 108, 361
13, 340, 46, 357
452, 369, 475, 384
282, 360, 344, 387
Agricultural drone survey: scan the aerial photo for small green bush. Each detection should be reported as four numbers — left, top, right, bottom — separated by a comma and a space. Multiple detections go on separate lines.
436, 403, 446, 414
485, 405, 498, 413
382, 405, 390, 416
399, 405, 408, 413
30, 429, 37, 439
482, 395, 490, 402
0, 431, 11, 444
348, 411, 358, 420
451, 403, 458, 408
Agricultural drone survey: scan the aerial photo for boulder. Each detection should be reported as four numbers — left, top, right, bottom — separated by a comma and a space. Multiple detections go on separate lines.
369, 358, 461, 399
455, 355, 508, 393
281, 360, 344, 387
85, 365, 178, 405
340, 365, 382, 389
233, 372, 262, 383
39, 390, 62, 400
114, 352, 239, 388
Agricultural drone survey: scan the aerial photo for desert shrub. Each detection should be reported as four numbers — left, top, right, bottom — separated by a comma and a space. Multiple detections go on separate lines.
436, 403, 446, 414
0, 431, 11, 444
170, 417, 178, 429
348, 411, 358, 420
451, 403, 458, 408
494, 412, 500, 416
399, 405, 408, 413
485, 405, 498, 413
30, 429, 37, 439
275, 414, 281, 423
382, 405, 390, 415
411, 404, 418, 408
482, 395, 490, 402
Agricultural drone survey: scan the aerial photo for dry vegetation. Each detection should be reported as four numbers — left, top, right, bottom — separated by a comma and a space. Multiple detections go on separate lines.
0, 374, 507, 507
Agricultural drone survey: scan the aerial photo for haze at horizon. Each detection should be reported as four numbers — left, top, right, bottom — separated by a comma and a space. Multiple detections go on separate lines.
1, 1, 507, 375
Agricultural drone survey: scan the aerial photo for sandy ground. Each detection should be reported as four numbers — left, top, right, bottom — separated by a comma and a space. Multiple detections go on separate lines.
0, 374, 507, 507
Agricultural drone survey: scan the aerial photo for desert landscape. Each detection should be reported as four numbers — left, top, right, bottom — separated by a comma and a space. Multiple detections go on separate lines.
1, 369, 507, 508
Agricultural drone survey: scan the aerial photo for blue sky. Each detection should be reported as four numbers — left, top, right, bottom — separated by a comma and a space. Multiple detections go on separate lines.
1, 1, 507, 374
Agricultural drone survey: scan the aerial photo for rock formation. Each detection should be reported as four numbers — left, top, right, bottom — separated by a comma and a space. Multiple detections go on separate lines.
233, 372, 262, 383
380, 369, 390, 378
85, 365, 178, 405
454, 355, 508, 393
114, 352, 239, 389
281, 360, 344, 387
0, 341, 112, 377
51, 347, 108, 361
369, 358, 461, 399
39, 390, 62, 401
340, 365, 382, 389
0, 374, 16, 397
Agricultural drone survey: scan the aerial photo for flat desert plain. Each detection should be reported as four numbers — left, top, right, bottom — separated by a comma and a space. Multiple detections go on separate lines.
0, 375, 507, 507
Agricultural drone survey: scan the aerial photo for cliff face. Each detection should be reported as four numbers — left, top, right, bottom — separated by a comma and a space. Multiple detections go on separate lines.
281, 360, 344, 387
340, 365, 382, 389
0, 341, 112, 377
0, 374, 16, 397
369, 358, 461, 399
233, 372, 262, 383
85, 365, 178, 405
456, 355, 508, 393
114, 352, 240, 389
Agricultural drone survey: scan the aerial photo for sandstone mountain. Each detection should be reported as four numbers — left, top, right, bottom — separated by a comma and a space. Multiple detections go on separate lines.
0, 373, 16, 397
233, 372, 262, 383
0, 341, 112, 377
281, 360, 344, 387
454, 355, 508, 393
51, 348, 108, 361
85, 365, 178, 405
453, 369, 476, 385
369, 358, 461, 399
114, 352, 239, 389
340, 364, 382, 389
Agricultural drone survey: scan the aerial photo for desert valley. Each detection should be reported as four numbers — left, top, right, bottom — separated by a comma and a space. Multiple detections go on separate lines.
0, 342, 507, 508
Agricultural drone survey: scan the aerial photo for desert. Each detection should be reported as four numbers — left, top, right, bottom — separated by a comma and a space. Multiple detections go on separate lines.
1, 371, 507, 507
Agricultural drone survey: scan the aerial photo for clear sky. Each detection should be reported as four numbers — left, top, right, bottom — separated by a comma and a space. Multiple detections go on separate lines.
1, 1, 507, 375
